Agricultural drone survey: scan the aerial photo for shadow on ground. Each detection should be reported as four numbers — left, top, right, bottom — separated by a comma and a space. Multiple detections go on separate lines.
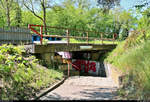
41, 87, 118, 100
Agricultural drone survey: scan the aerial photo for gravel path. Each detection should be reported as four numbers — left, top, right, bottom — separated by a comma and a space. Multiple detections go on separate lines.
40, 76, 119, 100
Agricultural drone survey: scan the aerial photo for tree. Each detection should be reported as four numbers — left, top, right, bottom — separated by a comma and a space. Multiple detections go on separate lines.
0, 0, 14, 27
22, 11, 42, 26
112, 9, 136, 40
97, 0, 120, 13
13, 0, 22, 27
0, 13, 5, 27
23, 0, 53, 34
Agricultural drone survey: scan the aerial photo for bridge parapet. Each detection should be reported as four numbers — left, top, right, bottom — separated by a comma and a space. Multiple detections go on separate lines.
25, 43, 117, 53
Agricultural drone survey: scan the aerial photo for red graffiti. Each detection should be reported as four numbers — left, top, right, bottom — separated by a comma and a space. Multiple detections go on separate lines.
72, 60, 96, 73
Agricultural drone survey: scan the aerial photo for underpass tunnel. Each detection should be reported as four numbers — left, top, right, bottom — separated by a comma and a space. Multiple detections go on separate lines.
54, 50, 109, 77
34, 50, 110, 77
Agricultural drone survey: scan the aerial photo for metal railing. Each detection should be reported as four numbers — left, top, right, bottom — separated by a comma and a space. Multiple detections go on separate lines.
28, 24, 117, 45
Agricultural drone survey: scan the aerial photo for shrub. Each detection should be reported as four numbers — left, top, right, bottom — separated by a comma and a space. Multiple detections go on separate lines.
0, 44, 63, 100
106, 28, 150, 100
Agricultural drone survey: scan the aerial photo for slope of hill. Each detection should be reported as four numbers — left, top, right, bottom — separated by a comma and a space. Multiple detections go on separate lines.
106, 31, 150, 100
0, 44, 63, 100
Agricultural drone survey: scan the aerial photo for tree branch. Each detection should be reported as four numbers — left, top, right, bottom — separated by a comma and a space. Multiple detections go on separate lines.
0, 0, 5, 9
23, 0, 43, 21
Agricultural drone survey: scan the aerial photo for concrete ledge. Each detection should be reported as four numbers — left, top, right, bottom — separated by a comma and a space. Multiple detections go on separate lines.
28, 43, 117, 53
31, 77, 67, 100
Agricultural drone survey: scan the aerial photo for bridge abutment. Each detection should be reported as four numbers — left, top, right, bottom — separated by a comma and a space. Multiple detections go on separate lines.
41, 52, 55, 66
25, 44, 116, 77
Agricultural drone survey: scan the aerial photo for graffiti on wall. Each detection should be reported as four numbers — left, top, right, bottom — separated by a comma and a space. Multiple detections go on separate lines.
72, 60, 96, 73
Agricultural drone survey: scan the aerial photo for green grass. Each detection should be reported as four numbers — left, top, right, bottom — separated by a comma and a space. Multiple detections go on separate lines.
0, 44, 63, 100
106, 38, 150, 100
63, 38, 119, 44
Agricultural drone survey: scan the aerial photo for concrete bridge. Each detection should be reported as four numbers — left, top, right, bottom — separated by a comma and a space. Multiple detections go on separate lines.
24, 43, 116, 77
24, 24, 118, 77
25, 43, 117, 53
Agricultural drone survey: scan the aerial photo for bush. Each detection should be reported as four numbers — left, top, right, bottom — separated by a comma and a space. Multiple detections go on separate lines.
0, 44, 63, 100
106, 33, 150, 100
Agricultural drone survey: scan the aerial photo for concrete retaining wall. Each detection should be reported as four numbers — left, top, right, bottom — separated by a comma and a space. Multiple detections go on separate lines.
104, 63, 124, 87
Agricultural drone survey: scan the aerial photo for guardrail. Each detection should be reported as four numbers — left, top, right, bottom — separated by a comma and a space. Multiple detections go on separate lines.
28, 24, 117, 45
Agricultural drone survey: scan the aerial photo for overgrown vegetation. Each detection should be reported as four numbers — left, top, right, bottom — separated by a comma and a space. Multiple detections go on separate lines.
0, 44, 63, 100
63, 38, 119, 44
105, 2, 150, 99
1, 0, 150, 100
106, 25, 150, 100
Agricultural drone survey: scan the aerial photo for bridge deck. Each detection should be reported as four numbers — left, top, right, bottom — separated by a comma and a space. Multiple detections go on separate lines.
25, 43, 117, 53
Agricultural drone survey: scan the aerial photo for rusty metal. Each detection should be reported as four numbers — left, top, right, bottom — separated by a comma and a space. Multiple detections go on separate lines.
28, 24, 115, 44
67, 60, 70, 77
28, 24, 114, 35
40, 26, 43, 44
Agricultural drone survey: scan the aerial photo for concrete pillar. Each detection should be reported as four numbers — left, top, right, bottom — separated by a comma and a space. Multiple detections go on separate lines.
41, 52, 54, 66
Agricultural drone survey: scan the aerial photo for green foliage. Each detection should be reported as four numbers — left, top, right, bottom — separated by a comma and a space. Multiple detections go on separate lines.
22, 11, 42, 26
0, 14, 5, 27
0, 44, 63, 100
106, 29, 150, 100
0, 0, 137, 40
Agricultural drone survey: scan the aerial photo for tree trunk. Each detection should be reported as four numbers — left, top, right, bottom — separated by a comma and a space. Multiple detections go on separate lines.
43, 10, 47, 35
6, 0, 11, 27
42, 1, 47, 35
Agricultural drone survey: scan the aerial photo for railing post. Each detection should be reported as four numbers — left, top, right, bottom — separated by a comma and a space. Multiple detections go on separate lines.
101, 33, 103, 44
86, 32, 89, 44
40, 26, 43, 45
67, 59, 70, 77
66, 29, 69, 45
113, 33, 115, 44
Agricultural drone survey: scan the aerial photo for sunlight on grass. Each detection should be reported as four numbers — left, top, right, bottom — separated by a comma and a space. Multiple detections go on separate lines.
62, 38, 119, 44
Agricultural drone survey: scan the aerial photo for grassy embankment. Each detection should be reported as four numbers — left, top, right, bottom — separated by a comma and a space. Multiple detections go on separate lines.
105, 31, 150, 100
0, 45, 63, 100
62, 38, 119, 44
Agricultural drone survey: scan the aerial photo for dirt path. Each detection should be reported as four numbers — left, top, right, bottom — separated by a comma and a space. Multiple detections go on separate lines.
40, 76, 120, 100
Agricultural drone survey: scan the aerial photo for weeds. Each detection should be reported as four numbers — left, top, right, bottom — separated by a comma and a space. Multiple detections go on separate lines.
0, 44, 63, 100
106, 31, 150, 100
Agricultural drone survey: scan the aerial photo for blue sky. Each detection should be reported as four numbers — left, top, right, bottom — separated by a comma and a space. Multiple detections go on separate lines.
120, 0, 137, 10
54, 0, 145, 10
120, 0, 146, 10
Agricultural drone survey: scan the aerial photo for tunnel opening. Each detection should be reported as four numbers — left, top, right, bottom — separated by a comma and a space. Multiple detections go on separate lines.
70, 51, 107, 77
33, 50, 110, 78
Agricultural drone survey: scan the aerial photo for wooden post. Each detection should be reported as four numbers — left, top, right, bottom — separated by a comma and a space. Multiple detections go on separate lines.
40, 26, 43, 45
66, 29, 69, 45
86, 32, 89, 44
101, 33, 103, 44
